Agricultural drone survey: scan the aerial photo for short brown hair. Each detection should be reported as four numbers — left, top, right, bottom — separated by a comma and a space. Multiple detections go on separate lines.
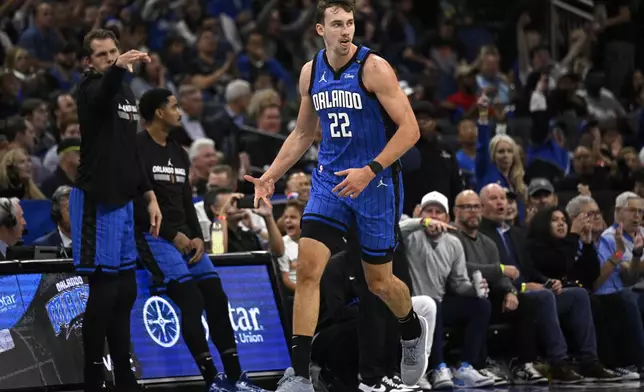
60, 116, 79, 135
82, 29, 119, 57
315, 0, 356, 24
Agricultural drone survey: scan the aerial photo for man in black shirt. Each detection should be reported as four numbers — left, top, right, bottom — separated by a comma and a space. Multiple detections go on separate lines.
134, 88, 267, 392
71, 29, 162, 392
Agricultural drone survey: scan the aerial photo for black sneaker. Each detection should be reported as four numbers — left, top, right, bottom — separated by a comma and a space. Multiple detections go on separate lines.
510, 362, 548, 385
549, 363, 584, 384
578, 361, 621, 382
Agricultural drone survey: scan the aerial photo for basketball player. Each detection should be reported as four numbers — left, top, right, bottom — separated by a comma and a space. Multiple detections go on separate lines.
134, 88, 267, 392
72, 29, 162, 391
244, 1, 428, 390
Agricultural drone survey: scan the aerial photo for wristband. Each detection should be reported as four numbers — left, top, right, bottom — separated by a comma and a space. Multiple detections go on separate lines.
422, 218, 432, 227
614, 251, 624, 261
367, 160, 383, 175
217, 215, 227, 221
500, 264, 505, 273
634, 249, 643, 259
521, 283, 526, 293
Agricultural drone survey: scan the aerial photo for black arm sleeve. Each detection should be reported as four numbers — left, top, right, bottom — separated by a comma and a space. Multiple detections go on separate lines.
80, 65, 127, 111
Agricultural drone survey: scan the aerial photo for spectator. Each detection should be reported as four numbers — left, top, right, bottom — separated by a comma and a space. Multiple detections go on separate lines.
1, 115, 44, 182
247, 88, 281, 120
476, 108, 527, 221
475, 46, 510, 105
0, 147, 45, 200
577, 71, 626, 120
237, 31, 291, 93
42, 115, 80, 175
194, 165, 267, 243
442, 64, 478, 120
594, 0, 635, 97
527, 178, 558, 213
402, 191, 494, 389
242, 102, 284, 170
187, 30, 235, 98
17, 2, 61, 65
202, 187, 283, 255
20, 98, 54, 157
402, 101, 463, 216
566, 195, 644, 379
0, 71, 21, 118
188, 138, 219, 196
0, 197, 26, 258
171, 84, 206, 147
556, 145, 612, 194
3, 47, 33, 82
277, 199, 304, 294
33, 185, 71, 247
455, 119, 477, 189
42, 43, 81, 94
130, 53, 177, 100
453, 190, 548, 385
40, 137, 79, 198
284, 171, 311, 203
211, 79, 252, 165
479, 183, 615, 383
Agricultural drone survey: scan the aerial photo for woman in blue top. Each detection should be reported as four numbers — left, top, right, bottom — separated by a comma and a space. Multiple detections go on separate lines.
475, 98, 527, 221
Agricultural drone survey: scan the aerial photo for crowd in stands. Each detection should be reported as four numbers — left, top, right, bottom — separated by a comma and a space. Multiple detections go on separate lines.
4, 0, 644, 389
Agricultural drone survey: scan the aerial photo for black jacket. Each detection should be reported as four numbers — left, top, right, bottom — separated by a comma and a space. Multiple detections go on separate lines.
75, 66, 150, 206
33, 230, 64, 247
479, 218, 549, 285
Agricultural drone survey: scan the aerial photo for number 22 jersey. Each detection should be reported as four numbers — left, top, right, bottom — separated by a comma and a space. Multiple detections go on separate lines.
309, 45, 397, 179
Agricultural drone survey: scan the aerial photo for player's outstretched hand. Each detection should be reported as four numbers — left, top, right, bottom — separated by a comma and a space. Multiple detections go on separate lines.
333, 166, 375, 198
115, 50, 151, 72
147, 199, 162, 237
189, 238, 205, 264
244, 175, 275, 208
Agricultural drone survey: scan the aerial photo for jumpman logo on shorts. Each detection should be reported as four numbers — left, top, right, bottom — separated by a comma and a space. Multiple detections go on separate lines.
377, 178, 388, 188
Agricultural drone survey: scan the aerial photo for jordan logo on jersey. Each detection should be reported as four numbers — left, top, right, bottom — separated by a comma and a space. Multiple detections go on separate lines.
152, 160, 186, 184
319, 71, 327, 83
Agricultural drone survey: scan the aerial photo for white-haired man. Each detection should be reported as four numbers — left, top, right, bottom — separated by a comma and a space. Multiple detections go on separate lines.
595, 192, 644, 377
188, 138, 219, 196
0, 198, 26, 258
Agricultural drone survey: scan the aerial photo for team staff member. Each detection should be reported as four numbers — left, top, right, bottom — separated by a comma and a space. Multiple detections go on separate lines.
134, 88, 266, 392
72, 29, 162, 392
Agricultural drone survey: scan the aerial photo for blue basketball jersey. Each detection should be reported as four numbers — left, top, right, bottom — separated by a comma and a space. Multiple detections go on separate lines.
309, 46, 395, 176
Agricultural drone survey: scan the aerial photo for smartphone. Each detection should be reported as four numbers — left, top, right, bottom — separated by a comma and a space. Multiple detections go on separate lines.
236, 195, 256, 209
544, 280, 554, 290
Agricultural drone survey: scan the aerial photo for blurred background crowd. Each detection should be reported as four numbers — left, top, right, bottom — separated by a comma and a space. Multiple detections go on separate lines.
5, 0, 644, 388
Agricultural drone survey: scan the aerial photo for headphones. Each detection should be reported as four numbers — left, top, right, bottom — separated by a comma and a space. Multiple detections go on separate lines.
0, 198, 17, 229
51, 186, 72, 224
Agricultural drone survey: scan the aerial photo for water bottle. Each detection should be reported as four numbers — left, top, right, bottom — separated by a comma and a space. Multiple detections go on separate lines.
472, 270, 486, 298
210, 220, 224, 255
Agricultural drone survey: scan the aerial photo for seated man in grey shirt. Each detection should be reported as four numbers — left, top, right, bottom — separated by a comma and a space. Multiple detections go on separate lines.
402, 191, 493, 390
453, 190, 547, 385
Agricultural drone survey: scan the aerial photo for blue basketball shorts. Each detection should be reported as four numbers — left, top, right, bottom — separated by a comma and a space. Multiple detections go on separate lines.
136, 232, 219, 294
302, 166, 403, 263
70, 188, 138, 275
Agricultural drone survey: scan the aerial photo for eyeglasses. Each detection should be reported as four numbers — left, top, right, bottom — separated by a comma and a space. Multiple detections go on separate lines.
584, 210, 601, 218
455, 204, 482, 212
